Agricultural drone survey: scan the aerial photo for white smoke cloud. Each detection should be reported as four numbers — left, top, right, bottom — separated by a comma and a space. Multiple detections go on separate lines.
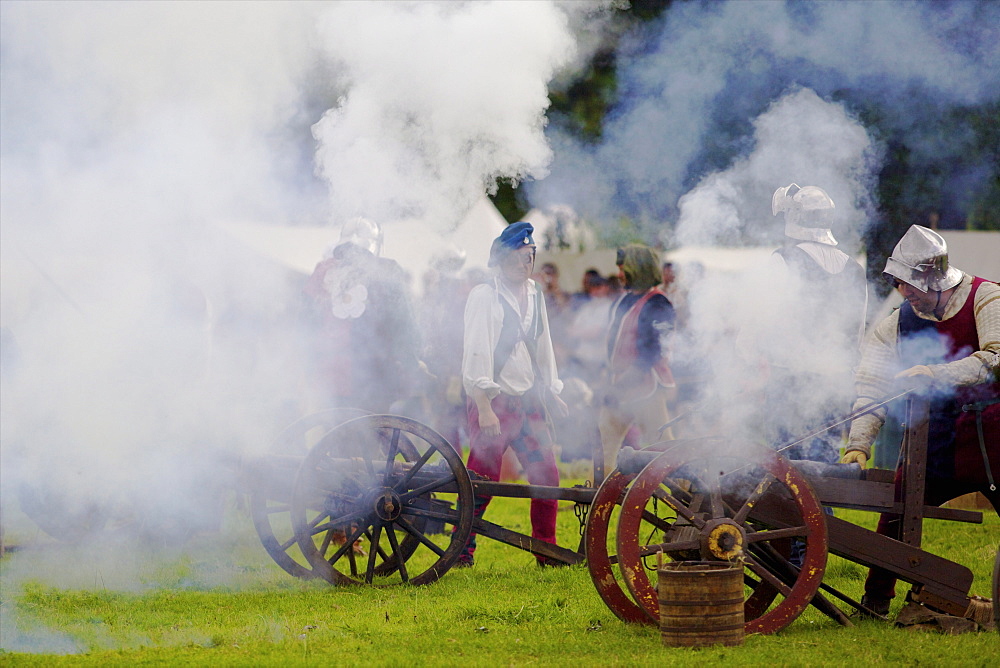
674, 88, 878, 249
531, 0, 1000, 229
0, 1, 608, 606
310, 1, 577, 226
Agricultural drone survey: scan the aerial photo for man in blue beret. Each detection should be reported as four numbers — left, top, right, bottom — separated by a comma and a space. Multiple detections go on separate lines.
457, 222, 569, 567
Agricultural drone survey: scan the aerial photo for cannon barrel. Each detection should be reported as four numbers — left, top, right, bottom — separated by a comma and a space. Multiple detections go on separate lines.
615, 446, 862, 480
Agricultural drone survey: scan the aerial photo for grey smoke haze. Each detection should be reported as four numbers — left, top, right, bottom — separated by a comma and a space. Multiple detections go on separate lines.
531, 0, 1000, 233
0, 0, 609, 608
1, 0, 992, 633
526, 0, 996, 446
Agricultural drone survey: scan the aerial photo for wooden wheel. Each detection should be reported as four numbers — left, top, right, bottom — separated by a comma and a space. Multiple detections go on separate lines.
249, 408, 373, 579
17, 482, 108, 542
584, 469, 650, 624
291, 415, 473, 586
615, 441, 828, 635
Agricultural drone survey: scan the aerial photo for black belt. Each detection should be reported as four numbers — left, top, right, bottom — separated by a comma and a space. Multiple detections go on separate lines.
962, 398, 1000, 492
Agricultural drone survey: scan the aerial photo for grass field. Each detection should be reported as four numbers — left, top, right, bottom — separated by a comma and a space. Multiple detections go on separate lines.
1, 475, 998, 666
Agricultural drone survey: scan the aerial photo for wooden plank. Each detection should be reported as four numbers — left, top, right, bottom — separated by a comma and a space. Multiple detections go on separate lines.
900, 396, 929, 547
826, 515, 972, 610
469, 481, 596, 503
805, 477, 983, 523
808, 477, 894, 510
862, 468, 896, 483
470, 516, 585, 564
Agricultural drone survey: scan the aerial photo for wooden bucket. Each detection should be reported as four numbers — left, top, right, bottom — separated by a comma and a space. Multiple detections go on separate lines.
658, 560, 744, 647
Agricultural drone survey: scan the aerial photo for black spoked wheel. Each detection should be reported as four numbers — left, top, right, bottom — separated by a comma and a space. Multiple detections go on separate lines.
292, 415, 474, 586
248, 408, 372, 579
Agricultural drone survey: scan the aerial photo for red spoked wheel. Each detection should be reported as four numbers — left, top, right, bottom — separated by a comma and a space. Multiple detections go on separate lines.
615, 441, 828, 635
584, 470, 650, 624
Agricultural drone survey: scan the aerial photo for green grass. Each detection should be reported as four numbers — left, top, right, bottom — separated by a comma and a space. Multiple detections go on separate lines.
1, 482, 998, 666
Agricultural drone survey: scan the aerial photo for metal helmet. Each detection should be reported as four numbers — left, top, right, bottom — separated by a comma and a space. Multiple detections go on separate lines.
772, 183, 837, 245
883, 225, 963, 292
339, 216, 383, 256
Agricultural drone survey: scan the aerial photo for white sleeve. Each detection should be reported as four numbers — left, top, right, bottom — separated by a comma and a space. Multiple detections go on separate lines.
927, 282, 1000, 387
462, 285, 502, 398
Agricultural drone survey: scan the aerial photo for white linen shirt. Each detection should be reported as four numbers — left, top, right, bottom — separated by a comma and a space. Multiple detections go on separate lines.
462, 277, 564, 399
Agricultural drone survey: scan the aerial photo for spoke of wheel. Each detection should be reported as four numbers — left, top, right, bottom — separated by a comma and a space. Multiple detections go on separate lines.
325, 522, 368, 567
640, 507, 675, 533
311, 508, 368, 535
403, 504, 462, 525
745, 525, 809, 543
382, 429, 401, 486
278, 533, 299, 553
265, 502, 291, 515
394, 445, 438, 491
732, 473, 776, 525
395, 514, 446, 558
744, 554, 793, 597
364, 526, 393, 566
399, 473, 456, 502
749, 541, 852, 627
347, 542, 359, 577
638, 539, 699, 558
365, 524, 383, 584
385, 525, 410, 583
649, 487, 701, 526
708, 468, 725, 518
318, 527, 335, 556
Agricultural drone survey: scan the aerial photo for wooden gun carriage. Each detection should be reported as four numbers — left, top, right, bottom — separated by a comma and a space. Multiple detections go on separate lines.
243, 398, 997, 634
586, 395, 994, 633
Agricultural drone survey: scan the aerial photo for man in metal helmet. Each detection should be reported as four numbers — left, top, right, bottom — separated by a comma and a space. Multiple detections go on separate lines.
337, 216, 383, 256
301, 215, 419, 413
768, 184, 868, 463
772, 183, 837, 245
841, 224, 1000, 617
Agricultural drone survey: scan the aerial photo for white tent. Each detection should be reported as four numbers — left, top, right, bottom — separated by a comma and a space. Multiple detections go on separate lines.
216, 197, 509, 286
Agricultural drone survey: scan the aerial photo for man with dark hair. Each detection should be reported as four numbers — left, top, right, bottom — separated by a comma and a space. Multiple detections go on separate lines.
598, 244, 676, 479
456, 221, 568, 567
841, 224, 999, 617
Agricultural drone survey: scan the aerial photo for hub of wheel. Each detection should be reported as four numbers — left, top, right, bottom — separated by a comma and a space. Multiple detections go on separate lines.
700, 519, 745, 561
371, 488, 403, 522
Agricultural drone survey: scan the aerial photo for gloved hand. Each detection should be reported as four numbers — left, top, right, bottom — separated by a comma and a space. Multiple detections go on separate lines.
894, 364, 934, 392
841, 450, 868, 467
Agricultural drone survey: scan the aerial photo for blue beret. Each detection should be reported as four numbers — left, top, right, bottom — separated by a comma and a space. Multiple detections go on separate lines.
489, 222, 534, 266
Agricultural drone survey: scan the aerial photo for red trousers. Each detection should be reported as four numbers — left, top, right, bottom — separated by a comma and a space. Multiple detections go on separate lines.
460, 392, 559, 561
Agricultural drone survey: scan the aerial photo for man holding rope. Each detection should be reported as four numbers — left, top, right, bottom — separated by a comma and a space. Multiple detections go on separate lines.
841, 224, 1000, 616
